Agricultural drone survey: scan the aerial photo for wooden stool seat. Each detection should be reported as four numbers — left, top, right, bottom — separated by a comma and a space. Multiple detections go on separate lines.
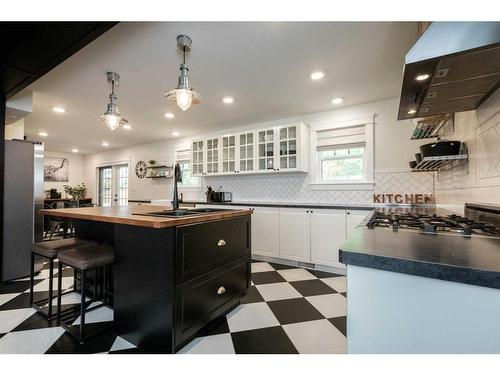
33, 238, 98, 258
57, 245, 114, 271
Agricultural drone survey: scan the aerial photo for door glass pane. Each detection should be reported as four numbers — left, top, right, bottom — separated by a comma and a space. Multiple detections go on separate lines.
289, 140, 296, 155
267, 158, 274, 170
280, 127, 287, 140
248, 145, 253, 157
192, 142, 198, 151
280, 141, 287, 156
280, 157, 287, 169
267, 130, 274, 142
118, 166, 128, 206
247, 133, 253, 144
229, 148, 235, 159
223, 137, 228, 147
229, 136, 235, 146
289, 156, 297, 169
229, 161, 235, 171
99, 167, 112, 207
240, 134, 246, 144
288, 126, 296, 139
259, 159, 265, 170
240, 147, 246, 159
259, 131, 266, 143
240, 160, 245, 171
266, 143, 273, 156
247, 159, 253, 170
259, 144, 265, 157
223, 148, 228, 160
207, 139, 212, 149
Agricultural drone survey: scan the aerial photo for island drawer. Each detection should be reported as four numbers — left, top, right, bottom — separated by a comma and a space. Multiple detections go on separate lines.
174, 257, 250, 348
175, 216, 250, 284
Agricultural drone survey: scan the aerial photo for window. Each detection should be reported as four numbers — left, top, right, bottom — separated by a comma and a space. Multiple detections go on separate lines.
319, 144, 365, 181
178, 160, 201, 187
176, 149, 201, 188
98, 167, 112, 207
310, 116, 374, 189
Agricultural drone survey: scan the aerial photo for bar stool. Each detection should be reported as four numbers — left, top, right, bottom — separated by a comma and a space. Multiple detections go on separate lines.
56, 244, 114, 343
29, 238, 98, 320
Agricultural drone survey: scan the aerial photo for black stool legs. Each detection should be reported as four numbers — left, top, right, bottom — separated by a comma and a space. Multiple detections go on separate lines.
29, 253, 57, 320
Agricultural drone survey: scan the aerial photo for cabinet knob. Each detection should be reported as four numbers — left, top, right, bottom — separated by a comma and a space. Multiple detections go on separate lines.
217, 239, 226, 247
217, 286, 226, 295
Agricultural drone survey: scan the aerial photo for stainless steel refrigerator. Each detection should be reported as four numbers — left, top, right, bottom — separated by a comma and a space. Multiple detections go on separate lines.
2, 139, 44, 281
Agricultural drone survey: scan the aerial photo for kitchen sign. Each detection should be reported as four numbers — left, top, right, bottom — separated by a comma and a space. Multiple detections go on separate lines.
373, 194, 434, 204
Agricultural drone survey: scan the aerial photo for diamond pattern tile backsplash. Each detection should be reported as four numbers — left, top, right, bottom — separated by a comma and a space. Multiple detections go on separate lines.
195, 170, 434, 205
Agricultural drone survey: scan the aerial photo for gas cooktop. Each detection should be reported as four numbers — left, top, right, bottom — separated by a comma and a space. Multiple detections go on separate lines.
366, 209, 500, 238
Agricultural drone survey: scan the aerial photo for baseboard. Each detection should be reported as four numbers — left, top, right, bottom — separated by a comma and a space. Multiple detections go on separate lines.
252, 254, 347, 276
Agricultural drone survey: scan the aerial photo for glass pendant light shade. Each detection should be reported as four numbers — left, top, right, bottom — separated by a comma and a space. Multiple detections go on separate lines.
175, 89, 193, 111
104, 113, 121, 130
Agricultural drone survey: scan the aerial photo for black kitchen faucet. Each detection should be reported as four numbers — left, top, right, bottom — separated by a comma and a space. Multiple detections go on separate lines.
172, 162, 182, 210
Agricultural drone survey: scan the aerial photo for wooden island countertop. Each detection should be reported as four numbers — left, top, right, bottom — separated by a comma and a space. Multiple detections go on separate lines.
40, 204, 252, 228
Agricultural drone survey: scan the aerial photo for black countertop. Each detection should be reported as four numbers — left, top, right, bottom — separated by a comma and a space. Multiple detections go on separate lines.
184, 200, 375, 211
339, 208, 500, 289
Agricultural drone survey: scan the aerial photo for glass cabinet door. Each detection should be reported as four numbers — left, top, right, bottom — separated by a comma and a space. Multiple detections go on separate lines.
258, 128, 275, 171
278, 125, 297, 170
191, 140, 205, 175
222, 135, 236, 173
206, 137, 219, 174
238, 132, 255, 173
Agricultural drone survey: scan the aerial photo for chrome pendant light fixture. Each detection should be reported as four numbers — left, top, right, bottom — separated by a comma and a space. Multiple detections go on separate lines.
97, 72, 129, 130
165, 35, 201, 111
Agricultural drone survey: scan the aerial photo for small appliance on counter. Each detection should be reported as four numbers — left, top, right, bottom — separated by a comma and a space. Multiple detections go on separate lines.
205, 185, 232, 203
49, 188, 61, 199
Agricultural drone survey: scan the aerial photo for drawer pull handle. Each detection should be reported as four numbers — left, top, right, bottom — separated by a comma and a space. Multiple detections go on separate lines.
217, 286, 226, 295
217, 239, 226, 247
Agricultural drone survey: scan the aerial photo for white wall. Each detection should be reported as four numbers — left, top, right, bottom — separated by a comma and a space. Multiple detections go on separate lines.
82, 97, 433, 204
4, 118, 25, 140
434, 89, 500, 213
44, 151, 86, 196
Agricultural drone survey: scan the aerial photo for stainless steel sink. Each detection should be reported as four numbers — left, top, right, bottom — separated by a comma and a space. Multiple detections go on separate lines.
133, 208, 229, 218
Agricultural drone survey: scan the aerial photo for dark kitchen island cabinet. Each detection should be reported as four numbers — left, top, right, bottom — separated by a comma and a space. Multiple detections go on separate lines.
41, 205, 252, 353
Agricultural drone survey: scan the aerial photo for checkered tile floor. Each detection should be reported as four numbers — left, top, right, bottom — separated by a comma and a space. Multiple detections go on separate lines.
0, 260, 346, 354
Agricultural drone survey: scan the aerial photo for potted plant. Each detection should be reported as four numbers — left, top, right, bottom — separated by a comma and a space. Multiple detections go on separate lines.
149, 160, 156, 166
63, 183, 87, 200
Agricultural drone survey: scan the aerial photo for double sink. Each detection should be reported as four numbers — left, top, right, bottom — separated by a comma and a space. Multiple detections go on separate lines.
135, 208, 229, 218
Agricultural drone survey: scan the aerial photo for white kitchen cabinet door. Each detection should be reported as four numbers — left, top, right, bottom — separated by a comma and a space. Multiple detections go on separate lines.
346, 210, 372, 238
205, 137, 220, 175
221, 135, 237, 174
191, 139, 205, 176
237, 131, 256, 174
279, 208, 311, 262
310, 209, 346, 268
257, 127, 277, 172
251, 207, 280, 258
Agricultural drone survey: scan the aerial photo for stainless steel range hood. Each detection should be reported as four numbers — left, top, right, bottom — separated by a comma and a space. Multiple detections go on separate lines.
398, 22, 500, 120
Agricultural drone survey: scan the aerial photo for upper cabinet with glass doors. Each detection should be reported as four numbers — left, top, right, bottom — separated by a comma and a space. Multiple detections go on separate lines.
191, 122, 309, 176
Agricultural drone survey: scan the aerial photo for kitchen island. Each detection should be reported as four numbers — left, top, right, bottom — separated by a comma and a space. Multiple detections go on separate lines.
40, 205, 252, 353
339, 206, 500, 354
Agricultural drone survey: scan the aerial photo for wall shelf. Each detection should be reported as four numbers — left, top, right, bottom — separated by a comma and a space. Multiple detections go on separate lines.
411, 154, 468, 172
146, 175, 171, 179
147, 165, 173, 169
411, 114, 454, 140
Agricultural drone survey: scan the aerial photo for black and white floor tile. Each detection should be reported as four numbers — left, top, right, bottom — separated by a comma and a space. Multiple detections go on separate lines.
0, 260, 347, 354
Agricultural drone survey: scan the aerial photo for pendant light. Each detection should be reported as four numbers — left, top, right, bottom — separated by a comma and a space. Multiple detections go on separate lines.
97, 72, 129, 130
164, 35, 201, 111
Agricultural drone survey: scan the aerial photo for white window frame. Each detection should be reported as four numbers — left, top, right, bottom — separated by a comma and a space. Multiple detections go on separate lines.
176, 149, 202, 191
310, 115, 374, 190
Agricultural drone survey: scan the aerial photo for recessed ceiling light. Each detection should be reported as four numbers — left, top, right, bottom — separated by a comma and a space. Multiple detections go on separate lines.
102, 141, 109, 147
72, 148, 79, 153
172, 131, 180, 136
415, 74, 430, 81
310, 70, 325, 80
123, 124, 132, 130
38, 132, 48, 137
407, 109, 417, 115
52, 106, 66, 113
164, 112, 175, 119
222, 96, 234, 104
331, 97, 344, 105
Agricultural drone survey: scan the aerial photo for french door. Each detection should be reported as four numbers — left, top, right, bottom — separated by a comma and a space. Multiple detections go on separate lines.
98, 164, 129, 207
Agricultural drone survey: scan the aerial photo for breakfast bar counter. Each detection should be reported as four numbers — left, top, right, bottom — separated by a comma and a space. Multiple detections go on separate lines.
40, 205, 252, 353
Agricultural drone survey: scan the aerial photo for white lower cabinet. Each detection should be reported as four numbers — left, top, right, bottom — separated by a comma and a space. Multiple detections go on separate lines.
251, 207, 280, 258
310, 209, 346, 268
279, 208, 311, 262
346, 210, 372, 237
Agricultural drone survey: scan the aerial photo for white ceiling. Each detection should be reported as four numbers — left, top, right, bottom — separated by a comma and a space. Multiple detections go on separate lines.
17, 22, 418, 153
